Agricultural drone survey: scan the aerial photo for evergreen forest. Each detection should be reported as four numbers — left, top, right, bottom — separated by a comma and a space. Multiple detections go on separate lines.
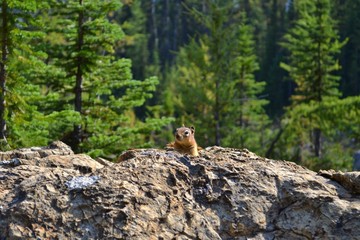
1, 0, 360, 171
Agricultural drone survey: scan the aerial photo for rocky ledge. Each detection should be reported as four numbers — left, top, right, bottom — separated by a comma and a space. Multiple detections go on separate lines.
0, 142, 359, 239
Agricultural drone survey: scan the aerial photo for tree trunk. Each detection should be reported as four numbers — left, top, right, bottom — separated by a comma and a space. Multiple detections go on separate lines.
265, 127, 283, 158
151, 0, 159, 53
215, 80, 221, 146
173, 0, 180, 54
313, 128, 321, 157
314, 21, 322, 158
0, 0, 8, 146
164, 0, 170, 62
73, 0, 84, 152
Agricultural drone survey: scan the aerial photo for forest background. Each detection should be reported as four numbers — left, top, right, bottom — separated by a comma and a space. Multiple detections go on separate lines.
1, 0, 360, 171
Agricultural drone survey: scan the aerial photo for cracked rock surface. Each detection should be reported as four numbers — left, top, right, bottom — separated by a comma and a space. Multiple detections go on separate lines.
0, 142, 359, 239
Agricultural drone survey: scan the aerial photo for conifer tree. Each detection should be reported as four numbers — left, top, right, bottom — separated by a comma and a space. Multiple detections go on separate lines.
222, 13, 270, 153
0, 0, 78, 149
168, 39, 215, 146
113, 0, 149, 81
188, 0, 234, 146
280, 0, 347, 158
336, 0, 360, 96
43, 0, 171, 156
168, 2, 269, 151
0, 0, 8, 146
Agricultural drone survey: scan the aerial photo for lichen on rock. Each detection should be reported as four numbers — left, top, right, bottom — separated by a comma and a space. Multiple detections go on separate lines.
65, 175, 101, 190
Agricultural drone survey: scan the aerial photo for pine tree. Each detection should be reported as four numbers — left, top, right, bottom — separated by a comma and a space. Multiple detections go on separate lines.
0, 0, 8, 146
42, 0, 172, 156
335, 0, 360, 97
113, 0, 149, 81
168, 2, 269, 151
280, 0, 347, 158
222, 13, 270, 154
168, 39, 215, 146
188, 0, 234, 146
0, 0, 77, 149
261, 0, 294, 117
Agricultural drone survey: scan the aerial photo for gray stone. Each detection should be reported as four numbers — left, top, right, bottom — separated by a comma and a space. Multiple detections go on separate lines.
0, 143, 359, 239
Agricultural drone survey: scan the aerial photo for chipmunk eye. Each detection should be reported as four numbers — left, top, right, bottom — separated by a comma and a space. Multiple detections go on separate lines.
184, 130, 190, 136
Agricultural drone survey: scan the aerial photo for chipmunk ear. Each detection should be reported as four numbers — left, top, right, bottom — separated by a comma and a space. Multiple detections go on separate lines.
190, 126, 195, 134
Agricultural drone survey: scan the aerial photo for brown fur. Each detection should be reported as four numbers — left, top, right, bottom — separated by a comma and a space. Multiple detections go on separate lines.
167, 125, 200, 156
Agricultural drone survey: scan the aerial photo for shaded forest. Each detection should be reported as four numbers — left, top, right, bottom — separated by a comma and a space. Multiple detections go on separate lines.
0, 0, 360, 170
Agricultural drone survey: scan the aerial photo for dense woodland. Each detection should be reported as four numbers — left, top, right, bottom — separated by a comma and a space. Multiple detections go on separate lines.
0, 0, 360, 170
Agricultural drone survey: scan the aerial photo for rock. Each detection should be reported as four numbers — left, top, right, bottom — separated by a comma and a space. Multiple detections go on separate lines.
0, 143, 359, 239
0, 140, 73, 162
318, 169, 360, 194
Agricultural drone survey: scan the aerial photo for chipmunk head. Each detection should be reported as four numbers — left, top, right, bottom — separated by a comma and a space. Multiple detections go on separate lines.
175, 125, 195, 142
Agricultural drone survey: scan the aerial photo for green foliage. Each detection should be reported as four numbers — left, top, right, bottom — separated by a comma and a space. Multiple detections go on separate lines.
9, 109, 81, 148
0, 0, 173, 156
279, 0, 350, 165
0, 0, 359, 171
335, 0, 360, 97
167, 39, 215, 146
222, 13, 270, 154
274, 96, 360, 170
0, 0, 79, 149
39, 0, 172, 156
280, 0, 346, 104
115, 0, 149, 81
166, 4, 270, 153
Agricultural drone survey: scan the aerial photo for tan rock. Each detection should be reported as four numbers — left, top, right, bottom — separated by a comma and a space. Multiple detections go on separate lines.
0, 143, 359, 239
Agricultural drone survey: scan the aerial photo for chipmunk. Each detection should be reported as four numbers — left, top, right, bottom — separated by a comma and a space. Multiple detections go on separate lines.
166, 125, 200, 156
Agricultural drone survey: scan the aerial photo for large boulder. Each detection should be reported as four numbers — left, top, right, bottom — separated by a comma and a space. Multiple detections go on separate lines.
0, 143, 359, 239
